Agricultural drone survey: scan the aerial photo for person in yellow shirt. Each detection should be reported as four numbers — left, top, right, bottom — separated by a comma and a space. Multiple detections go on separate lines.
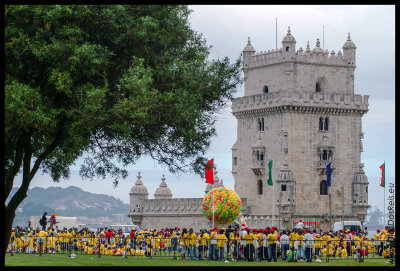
256, 229, 264, 261
187, 228, 198, 260
217, 228, 228, 261
267, 228, 278, 262
48, 232, 57, 253
340, 245, 347, 258
197, 229, 209, 260
37, 229, 48, 255
209, 227, 219, 260
295, 230, 304, 260
180, 228, 188, 260
314, 233, 323, 257
289, 230, 297, 247
243, 228, 255, 261
380, 228, 387, 255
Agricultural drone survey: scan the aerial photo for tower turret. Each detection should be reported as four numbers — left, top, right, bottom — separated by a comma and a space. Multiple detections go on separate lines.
342, 33, 356, 65
242, 37, 255, 68
129, 172, 149, 226
154, 174, 173, 199
282, 27, 296, 59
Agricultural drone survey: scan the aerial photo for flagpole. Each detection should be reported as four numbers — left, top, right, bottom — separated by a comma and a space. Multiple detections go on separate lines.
342, 185, 344, 229
212, 182, 215, 229
329, 187, 332, 231
212, 159, 215, 229
383, 160, 385, 226
272, 160, 275, 227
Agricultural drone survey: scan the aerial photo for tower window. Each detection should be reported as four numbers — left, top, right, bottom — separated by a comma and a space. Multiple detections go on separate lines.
324, 117, 329, 131
233, 157, 237, 166
258, 180, 263, 195
260, 152, 264, 161
366, 186, 368, 193
281, 185, 287, 191
286, 46, 289, 52
322, 150, 328, 160
316, 82, 321, 92
319, 117, 324, 130
263, 85, 269, 94
320, 180, 328, 195
258, 118, 264, 131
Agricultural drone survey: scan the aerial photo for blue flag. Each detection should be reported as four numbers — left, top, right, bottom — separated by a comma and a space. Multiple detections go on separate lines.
326, 162, 331, 187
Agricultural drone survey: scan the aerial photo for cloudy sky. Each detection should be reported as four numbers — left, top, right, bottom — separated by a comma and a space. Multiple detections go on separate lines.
12, 5, 395, 214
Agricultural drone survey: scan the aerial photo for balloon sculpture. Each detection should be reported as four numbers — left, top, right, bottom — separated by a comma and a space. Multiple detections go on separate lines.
202, 187, 242, 225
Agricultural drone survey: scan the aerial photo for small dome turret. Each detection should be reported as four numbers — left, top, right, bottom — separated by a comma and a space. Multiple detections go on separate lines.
353, 164, 368, 184
130, 172, 149, 195
342, 33, 356, 49
313, 38, 323, 53
282, 27, 296, 42
243, 37, 255, 52
154, 174, 172, 199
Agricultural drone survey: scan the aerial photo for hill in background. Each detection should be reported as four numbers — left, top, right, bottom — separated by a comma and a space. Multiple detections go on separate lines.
7, 186, 130, 228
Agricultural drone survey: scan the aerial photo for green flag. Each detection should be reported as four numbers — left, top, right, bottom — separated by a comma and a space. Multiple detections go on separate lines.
267, 160, 273, 186
380, 162, 385, 187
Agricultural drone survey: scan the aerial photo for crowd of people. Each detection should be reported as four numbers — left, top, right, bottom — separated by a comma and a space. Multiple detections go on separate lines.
7, 221, 395, 262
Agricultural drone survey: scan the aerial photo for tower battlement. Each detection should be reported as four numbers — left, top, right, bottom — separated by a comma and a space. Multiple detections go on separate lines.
249, 45, 349, 69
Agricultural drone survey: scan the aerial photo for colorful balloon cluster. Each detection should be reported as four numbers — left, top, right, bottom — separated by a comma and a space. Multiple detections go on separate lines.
202, 187, 242, 225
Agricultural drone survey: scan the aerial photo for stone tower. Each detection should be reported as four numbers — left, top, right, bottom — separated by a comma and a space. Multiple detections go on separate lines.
231, 28, 369, 230
129, 172, 149, 225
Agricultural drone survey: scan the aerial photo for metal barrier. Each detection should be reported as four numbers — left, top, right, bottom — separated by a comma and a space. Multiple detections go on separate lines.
6, 235, 395, 263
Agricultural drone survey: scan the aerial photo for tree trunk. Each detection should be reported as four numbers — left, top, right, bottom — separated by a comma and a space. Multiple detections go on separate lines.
4, 204, 17, 255
4, 137, 33, 257
4, 178, 32, 256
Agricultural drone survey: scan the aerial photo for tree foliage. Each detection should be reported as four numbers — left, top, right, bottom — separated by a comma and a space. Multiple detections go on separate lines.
4, 4, 242, 253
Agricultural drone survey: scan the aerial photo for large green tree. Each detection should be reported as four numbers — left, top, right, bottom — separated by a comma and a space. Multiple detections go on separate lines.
5, 5, 242, 252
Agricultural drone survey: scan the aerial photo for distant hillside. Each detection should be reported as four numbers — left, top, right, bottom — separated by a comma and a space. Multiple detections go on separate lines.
7, 186, 129, 227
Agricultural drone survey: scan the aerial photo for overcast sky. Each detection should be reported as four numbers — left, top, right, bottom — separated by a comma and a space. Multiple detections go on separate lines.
12, 5, 395, 215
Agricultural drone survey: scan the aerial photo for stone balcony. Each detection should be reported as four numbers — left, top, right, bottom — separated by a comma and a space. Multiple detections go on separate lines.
316, 160, 335, 170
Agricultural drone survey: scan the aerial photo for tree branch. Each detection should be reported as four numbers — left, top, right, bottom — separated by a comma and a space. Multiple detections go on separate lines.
29, 124, 64, 180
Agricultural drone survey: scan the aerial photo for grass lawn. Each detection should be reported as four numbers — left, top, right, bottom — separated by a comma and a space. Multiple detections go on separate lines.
4, 253, 394, 266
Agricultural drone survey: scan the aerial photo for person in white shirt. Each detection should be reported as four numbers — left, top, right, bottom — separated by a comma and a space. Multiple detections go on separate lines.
296, 220, 304, 230
280, 231, 290, 261
303, 229, 314, 262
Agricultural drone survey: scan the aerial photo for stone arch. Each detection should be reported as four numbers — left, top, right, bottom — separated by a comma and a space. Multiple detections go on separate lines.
316, 77, 328, 92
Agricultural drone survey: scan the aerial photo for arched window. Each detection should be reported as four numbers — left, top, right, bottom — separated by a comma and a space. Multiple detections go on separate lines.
320, 180, 328, 195
256, 151, 260, 161
319, 117, 324, 130
258, 180, 263, 195
366, 186, 368, 193
324, 117, 329, 131
263, 85, 269, 94
260, 152, 264, 161
316, 82, 321, 92
258, 118, 264, 131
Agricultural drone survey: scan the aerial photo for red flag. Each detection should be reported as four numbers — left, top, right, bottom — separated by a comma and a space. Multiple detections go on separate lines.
205, 159, 214, 184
